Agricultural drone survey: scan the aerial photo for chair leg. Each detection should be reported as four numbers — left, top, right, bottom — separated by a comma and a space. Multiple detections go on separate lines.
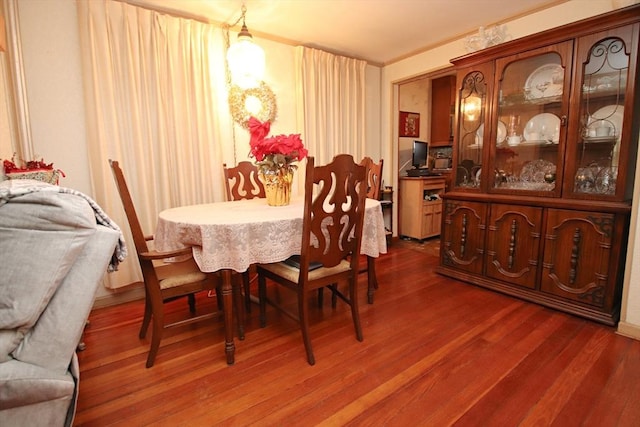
258, 273, 267, 328
139, 292, 152, 339
232, 277, 245, 340
242, 270, 252, 313
146, 305, 164, 368
367, 256, 378, 304
298, 288, 315, 365
188, 293, 196, 314
349, 278, 364, 342
317, 288, 324, 308
331, 284, 338, 308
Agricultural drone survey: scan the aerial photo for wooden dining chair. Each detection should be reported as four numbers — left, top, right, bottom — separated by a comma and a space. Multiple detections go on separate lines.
322, 156, 384, 307
361, 157, 384, 304
223, 161, 265, 312
257, 154, 368, 365
223, 161, 265, 201
110, 160, 242, 368
363, 157, 384, 200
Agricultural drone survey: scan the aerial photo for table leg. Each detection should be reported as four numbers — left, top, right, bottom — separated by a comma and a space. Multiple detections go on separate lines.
221, 269, 235, 365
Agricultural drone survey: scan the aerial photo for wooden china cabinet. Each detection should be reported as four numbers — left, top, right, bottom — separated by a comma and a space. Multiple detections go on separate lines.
437, 6, 640, 325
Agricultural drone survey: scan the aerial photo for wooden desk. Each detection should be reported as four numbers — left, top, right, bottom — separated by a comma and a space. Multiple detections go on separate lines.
154, 197, 387, 364
399, 177, 446, 241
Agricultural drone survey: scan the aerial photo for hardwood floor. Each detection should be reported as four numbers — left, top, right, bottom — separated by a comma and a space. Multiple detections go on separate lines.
75, 239, 640, 426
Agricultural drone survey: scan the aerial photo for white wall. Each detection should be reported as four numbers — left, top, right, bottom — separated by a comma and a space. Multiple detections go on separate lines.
17, 0, 91, 194
14, 0, 640, 336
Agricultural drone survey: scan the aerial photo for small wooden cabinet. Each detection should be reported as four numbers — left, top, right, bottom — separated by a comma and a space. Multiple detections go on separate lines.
430, 75, 456, 147
399, 177, 446, 240
438, 6, 640, 325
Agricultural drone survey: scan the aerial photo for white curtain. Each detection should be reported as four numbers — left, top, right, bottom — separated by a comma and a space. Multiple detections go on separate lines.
295, 46, 367, 166
77, 0, 233, 289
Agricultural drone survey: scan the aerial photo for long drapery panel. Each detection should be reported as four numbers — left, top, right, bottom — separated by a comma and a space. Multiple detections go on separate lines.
77, 0, 232, 289
295, 46, 367, 166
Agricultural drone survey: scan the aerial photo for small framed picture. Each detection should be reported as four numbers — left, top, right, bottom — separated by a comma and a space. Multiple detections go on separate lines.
399, 111, 420, 137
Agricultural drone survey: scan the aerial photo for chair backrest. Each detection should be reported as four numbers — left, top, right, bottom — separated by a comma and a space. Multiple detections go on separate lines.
223, 161, 265, 201
361, 157, 384, 200
300, 155, 368, 272
109, 159, 150, 257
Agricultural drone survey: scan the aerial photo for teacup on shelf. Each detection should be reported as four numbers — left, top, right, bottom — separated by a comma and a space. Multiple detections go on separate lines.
507, 135, 521, 146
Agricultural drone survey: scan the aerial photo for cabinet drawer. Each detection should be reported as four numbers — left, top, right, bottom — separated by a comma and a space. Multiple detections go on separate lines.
486, 204, 543, 289
441, 200, 486, 274
420, 201, 442, 237
541, 209, 617, 309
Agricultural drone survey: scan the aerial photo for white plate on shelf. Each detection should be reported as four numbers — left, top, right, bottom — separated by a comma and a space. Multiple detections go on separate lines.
587, 105, 624, 165
524, 64, 564, 99
523, 113, 560, 143
477, 121, 507, 146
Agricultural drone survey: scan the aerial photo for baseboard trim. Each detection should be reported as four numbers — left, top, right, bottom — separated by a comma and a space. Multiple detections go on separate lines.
93, 284, 145, 309
616, 321, 640, 340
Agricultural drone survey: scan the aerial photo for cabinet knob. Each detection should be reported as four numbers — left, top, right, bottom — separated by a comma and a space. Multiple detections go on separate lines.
560, 115, 567, 126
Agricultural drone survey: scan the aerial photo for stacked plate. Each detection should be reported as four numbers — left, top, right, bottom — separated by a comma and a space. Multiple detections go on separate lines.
523, 113, 560, 144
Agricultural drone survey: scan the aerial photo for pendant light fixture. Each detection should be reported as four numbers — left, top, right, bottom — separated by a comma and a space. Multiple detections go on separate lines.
226, 4, 265, 89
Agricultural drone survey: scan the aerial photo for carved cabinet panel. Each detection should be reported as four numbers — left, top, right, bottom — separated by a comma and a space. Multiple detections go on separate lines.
541, 209, 618, 310
441, 200, 486, 275
486, 204, 543, 289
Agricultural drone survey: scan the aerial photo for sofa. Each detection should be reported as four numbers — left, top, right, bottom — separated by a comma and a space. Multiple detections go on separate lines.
0, 180, 125, 426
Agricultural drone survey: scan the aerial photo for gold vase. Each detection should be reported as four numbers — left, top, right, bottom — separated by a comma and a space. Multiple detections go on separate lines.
261, 168, 293, 206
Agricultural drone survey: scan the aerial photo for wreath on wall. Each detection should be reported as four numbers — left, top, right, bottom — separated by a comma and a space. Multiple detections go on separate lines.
228, 81, 278, 129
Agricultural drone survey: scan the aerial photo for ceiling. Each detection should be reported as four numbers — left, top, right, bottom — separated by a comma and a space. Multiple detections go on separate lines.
130, 0, 564, 66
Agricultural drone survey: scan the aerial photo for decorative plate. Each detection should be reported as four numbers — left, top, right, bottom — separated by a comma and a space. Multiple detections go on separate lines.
523, 113, 560, 143
477, 121, 507, 146
524, 64, 564, 99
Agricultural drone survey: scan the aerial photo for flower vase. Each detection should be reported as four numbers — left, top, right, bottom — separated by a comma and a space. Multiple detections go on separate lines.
261, 168, 293, 206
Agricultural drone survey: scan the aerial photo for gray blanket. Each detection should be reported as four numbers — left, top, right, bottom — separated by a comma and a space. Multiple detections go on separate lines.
0, 180, 127, 271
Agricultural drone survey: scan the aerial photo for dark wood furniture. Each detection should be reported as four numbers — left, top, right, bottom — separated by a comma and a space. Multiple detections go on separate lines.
223, 161, 265, 201
361, 157, 384, 303
399, 176, 446, 241
430, 75, 456, 147
257, 155, 368, 365
438, 6, 640, 325
109, 160, 241, 367
362, 157, 383, 199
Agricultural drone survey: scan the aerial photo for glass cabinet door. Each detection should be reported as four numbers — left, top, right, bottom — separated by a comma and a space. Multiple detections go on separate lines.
490, 43, 572, 195
454, 64, 492, 189
565, 27, 634, 200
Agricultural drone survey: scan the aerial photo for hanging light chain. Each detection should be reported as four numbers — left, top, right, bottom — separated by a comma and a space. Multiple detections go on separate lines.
223, 3, 249, 165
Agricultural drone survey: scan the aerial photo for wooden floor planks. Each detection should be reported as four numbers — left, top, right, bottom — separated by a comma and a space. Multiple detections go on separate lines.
74, 239, 640, 426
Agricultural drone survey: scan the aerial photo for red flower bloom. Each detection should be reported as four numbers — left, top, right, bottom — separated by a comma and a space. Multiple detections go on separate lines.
248, 117, 307, 172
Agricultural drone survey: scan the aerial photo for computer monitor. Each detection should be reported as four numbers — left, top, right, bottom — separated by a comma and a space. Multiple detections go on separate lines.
412, 140, 429, 169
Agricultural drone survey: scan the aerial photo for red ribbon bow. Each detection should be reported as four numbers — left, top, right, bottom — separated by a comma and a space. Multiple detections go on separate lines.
248, 116, 271, 146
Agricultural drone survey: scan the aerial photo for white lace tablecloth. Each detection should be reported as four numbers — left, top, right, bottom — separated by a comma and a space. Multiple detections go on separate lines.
154, 197, 387, 273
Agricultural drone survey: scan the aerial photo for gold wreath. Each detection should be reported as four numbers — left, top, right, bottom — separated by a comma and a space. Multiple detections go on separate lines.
228, 82, 278, 129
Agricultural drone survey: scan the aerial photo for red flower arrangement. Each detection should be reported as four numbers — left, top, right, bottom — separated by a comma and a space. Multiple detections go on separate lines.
248, 117, 307, 174
3, 154, 65, 184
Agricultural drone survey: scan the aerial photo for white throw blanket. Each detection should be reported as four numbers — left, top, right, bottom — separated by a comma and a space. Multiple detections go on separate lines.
0, 179, 127, 271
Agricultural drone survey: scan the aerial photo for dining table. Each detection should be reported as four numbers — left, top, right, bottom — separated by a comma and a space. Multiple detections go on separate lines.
154, 196, 388, 365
